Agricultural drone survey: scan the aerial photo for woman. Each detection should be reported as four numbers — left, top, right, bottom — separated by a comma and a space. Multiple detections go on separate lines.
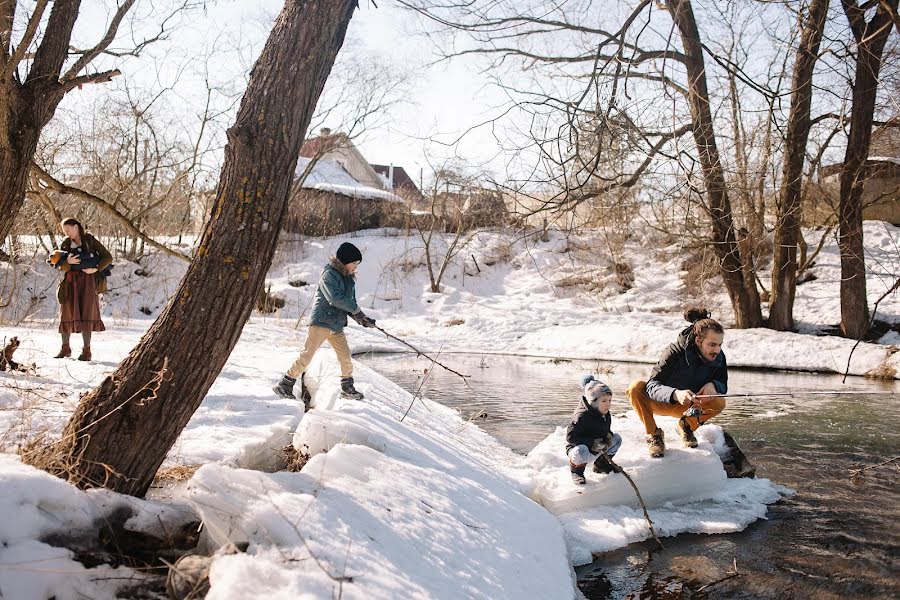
51, 218, 112, 361
626, 307, 727, 458
273, 242, 376, 404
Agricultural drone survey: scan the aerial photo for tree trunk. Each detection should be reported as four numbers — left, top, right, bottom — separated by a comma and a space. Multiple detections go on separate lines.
667, 0, 762, 328
26, 0, 358, 496
0, 0, 82, 241
769, 0, 829, 331
838, 0, 896, 339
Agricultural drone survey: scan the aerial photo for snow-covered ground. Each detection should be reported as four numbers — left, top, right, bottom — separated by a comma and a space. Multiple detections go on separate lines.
0, 223, 897, 598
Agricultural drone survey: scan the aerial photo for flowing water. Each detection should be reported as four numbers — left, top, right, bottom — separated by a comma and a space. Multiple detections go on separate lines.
358, 352, 900, 600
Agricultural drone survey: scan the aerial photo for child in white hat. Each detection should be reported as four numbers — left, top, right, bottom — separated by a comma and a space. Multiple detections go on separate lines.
565, 374, 623, 484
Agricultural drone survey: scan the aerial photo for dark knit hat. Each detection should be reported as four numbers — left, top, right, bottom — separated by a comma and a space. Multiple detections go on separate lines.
336, 242, 362, 265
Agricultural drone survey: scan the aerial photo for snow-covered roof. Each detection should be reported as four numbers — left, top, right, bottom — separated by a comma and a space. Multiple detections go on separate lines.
294, 157, 403, 203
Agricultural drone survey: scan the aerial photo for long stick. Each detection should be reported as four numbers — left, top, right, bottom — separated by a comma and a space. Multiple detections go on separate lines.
373, 325, 471, 381
607, 456, 664, 550
695, 391, 897, 399
848, 455, 899, 479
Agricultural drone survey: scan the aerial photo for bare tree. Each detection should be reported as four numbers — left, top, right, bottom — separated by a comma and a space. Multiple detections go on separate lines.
769, 0, 830, 331
838, 0, 897, 339
0, 0, 201, 243
25, 0, 358, 496
666, 0, 762, 328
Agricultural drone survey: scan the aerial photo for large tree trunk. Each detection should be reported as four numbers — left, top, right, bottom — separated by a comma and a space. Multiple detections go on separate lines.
838, 0, 896, 339
769, 0, 829, 331
0, 0, 82, 240
26, 0, 357, 497
667, 0, 763, 328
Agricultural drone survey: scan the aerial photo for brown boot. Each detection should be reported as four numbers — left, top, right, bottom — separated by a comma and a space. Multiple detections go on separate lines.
678, 417, 698, 448
77, 347, 91, 362
54, 345, 72, 359
647, 427, 666, 458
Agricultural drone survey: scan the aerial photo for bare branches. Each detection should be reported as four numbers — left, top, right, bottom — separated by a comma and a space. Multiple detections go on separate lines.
63, 0, 137, 81
1, 0, 48, 78
30, 163, 191, 263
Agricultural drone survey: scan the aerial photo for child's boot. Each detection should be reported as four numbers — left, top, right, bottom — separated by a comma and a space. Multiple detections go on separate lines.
570, 464, 586, 485
273, 374, 297, 399
340, 377, 364, 400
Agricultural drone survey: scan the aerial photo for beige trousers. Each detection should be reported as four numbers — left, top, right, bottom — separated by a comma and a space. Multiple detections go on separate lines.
287, 325, 353, 378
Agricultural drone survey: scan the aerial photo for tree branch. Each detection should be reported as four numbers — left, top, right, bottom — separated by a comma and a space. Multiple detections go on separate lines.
59, 68, 122, 93
30, 163, 191, 263
63, 0, 137, 81
2, 0, 49, 79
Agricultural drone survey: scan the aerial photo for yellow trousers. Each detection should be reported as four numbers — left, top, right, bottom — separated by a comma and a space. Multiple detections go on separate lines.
287, 325, 353, 378
627, 380, 726, 435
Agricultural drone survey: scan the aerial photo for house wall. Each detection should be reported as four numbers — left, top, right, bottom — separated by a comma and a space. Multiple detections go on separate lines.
285, 190, 406, 235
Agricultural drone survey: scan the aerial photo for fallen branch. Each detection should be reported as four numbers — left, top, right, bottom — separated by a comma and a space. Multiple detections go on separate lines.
373, 325, 470, 382
849, 455, 900, 479
608, 455, 663, 550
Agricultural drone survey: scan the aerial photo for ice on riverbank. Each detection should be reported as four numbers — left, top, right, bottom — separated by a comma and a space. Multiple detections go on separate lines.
520, 416, 790, 565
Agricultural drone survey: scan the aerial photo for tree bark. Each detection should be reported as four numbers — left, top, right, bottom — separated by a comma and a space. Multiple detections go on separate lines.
667, 0, 762, 328
26, 0, 358, 496
838, 0, 896, 339
0, 0, 82, 241
769, 0, 829, 331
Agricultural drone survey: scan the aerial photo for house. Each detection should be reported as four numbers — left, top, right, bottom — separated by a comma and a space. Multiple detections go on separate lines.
286, 156, 405, 235
299, 128, 388, 191
370, 164, 423, 200
814, 121, 900, 225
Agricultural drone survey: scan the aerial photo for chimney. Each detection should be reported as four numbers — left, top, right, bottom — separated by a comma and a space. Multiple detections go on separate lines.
320, 127, 331, 136
388, 164, 394, 189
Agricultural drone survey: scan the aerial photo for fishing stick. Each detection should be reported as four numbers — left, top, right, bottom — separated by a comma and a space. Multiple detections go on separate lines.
372, 325, 471, 382
694, 391, 897, 399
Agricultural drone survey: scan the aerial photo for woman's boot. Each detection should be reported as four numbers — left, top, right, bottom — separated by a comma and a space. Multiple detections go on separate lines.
77, 347, 91, 362
54, 345, 72, 359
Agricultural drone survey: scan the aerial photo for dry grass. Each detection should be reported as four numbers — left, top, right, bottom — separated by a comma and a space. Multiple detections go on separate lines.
281, 444, 310, 472
864, 364, 897, 380
445, 318, 465, 327
154, 464, 201, 484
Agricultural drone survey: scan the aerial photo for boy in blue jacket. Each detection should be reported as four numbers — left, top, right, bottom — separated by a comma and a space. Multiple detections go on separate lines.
273, 242, 376, 404
566, 375, 623, 485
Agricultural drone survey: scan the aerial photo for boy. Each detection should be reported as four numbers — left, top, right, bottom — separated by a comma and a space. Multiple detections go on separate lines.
566, 375, 623, 484
273, 242, 376, 404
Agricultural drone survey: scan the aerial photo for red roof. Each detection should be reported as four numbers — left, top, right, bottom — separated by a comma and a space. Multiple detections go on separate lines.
371, 164, 422, 198
299, 131, 344, 158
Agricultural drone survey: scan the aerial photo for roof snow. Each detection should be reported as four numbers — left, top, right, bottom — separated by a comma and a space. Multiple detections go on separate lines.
294, 157, 403, 203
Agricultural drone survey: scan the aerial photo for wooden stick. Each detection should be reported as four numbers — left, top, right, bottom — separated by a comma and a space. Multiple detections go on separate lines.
373, 325, 471, 382
849, 455, 900, 479
608, 456, 664, 550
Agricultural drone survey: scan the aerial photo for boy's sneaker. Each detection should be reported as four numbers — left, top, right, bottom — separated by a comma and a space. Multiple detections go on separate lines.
340, 377, 364, 400
273, 374, 296, 400
570, 465, 586, 485
678, 417, 699, 448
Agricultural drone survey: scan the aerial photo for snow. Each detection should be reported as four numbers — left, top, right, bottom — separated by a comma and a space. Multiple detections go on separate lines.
1, 222, 897, 597
0, 454, 195, 600
295, 157, 403, 202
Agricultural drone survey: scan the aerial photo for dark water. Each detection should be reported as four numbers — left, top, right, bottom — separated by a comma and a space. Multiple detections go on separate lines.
358, 352, 900, 600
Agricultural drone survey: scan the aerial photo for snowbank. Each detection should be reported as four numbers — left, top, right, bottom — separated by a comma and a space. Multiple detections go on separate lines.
0, 454, 195, 600
187, 353, 577, 599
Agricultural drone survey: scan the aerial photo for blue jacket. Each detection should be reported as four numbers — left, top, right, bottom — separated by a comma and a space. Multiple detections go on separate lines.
645, 326, 728, 404
309, 259, 360, 332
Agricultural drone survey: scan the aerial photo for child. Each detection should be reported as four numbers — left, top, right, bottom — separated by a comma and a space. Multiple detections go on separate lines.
48, 250, 113, 277
565, 375, 623, 484
273, 242, 376, 404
